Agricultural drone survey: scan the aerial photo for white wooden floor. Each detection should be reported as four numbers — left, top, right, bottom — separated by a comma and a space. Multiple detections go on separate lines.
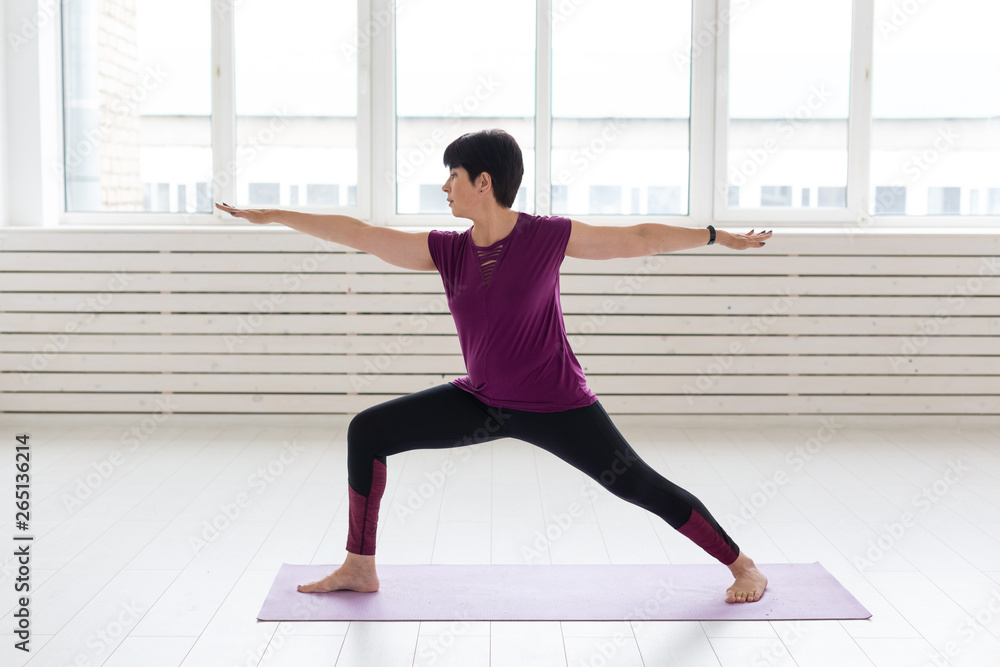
1, 415, 998, 667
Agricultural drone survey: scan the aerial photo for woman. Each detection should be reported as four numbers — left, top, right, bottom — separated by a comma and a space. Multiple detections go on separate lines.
216, 129, 772, 603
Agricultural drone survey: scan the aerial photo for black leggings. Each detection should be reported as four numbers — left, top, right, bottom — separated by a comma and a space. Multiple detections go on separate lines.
345, 383, 740, 564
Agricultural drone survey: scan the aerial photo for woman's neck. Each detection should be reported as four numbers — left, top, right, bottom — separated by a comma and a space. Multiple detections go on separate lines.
470, 208, 520, 246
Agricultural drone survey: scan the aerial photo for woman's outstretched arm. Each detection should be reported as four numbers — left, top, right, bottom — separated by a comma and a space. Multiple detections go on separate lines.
565, 219, 772, 260
640, 222, 772, 254
215, 202, 367, 244
214, 203, 436, 272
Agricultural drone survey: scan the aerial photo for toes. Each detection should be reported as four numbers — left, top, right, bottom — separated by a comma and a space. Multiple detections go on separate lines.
727, 576, 767, 603
298, 580, 322, 593
726, 588, 749, 603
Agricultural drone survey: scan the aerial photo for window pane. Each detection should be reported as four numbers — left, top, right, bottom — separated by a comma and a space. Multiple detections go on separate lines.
419, 184, 449, 213
395, 0, 535, 214
726, 0, 852, 209
307, 184, 339, 206
552, 184, 569, 211
514, 187, 527, 211
870, 0, 999, 216
589, 185, 622, 214
248, 183, 279, 205
195, 182, 211, 211
760, 185, 792, 207
552, 0, 691, 215
648, 186, 683, 214
62, 0, 211, 212
155, 182, 169, 211
235, 0, 357, 208
818, 186, 847, 207
927, 187, 961, 215
875, 185, 906, 214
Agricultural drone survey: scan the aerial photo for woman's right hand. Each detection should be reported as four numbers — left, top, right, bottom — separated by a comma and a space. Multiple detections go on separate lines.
215, 202, 275, 225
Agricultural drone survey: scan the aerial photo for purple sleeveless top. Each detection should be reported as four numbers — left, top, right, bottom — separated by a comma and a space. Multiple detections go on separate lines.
428, 211, 599, 412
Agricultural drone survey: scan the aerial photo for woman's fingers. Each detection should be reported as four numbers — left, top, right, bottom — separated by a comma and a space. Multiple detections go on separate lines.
215, 202, 241, 217
215, 203, 271, 225
738, 229, 771, 248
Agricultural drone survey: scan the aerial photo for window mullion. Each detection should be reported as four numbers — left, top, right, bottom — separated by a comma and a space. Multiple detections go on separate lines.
372, 0, 395, 225
535, 0, 552, 216
712, 0, 732, 221
211, 2, 236, 216
847, 0, 875, 226
356, 0, 373, 223
689, 0, 716, 224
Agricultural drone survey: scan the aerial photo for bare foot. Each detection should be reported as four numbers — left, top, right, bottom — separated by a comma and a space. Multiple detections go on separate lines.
725, 551, 767, 603
297, 553, 380, 593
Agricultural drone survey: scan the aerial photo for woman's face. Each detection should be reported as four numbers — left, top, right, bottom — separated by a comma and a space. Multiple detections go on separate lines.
441, 166, 481, 217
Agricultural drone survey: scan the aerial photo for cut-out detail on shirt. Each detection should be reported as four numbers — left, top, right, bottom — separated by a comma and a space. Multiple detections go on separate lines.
475, 243, 503, 287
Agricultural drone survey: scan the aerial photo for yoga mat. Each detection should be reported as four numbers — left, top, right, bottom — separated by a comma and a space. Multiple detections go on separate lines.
257, 562, 871, 622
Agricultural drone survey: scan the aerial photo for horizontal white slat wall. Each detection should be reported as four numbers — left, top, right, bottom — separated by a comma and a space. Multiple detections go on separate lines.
1, 227, 999, 416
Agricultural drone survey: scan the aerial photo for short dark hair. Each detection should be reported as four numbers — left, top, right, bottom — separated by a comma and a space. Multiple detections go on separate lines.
442, 129, 524, 209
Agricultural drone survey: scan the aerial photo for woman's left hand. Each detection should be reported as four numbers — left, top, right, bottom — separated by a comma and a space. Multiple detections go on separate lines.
719, 229, 772, 250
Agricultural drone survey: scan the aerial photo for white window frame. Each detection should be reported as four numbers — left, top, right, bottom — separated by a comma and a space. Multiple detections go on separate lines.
384, 0, 712, 228
57, 0, 373, 226
5, 0, 996, 228
712, 0, 871, 226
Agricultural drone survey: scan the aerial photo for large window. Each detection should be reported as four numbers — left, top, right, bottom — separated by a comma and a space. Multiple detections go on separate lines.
62, 0, 212, 213
869, 0, 1000, 216
724, 0, 852, 212
54, 0, 1000, 225
551, 0, 691, 215
235, 0, 358, 208
394, 0, 535, 215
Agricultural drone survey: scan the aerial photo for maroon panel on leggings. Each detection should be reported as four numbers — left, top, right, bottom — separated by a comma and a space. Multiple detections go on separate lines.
346, 459, 387, 555
676, 508, 739, 566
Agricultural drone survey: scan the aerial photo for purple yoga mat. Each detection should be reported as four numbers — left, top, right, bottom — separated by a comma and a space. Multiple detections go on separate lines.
257, 562, 871, 622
